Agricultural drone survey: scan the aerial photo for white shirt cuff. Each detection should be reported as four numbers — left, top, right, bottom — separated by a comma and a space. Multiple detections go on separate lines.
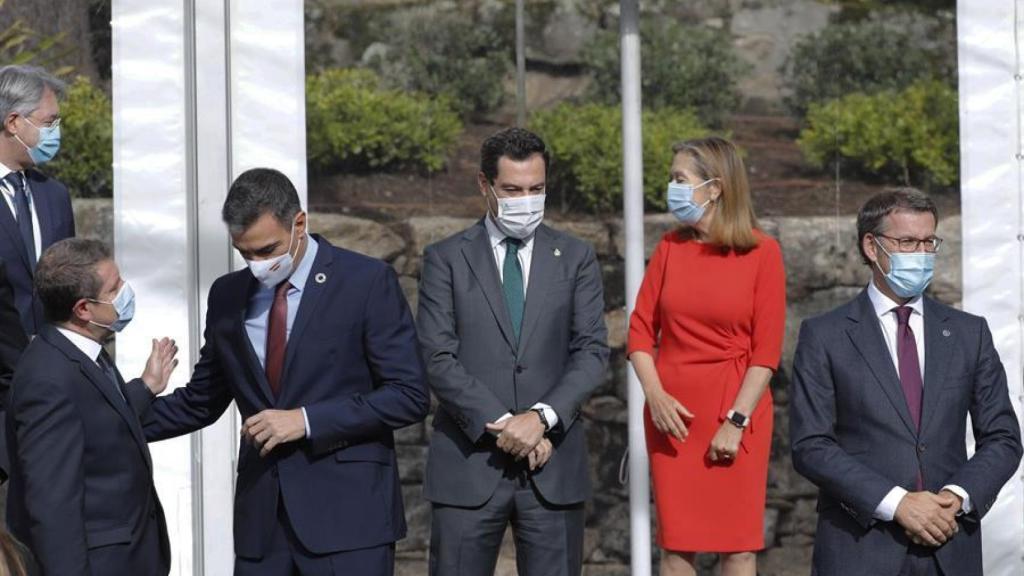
874, 486, 908, 522
530, 403, 559, 429
941, 484, 972, 514
301, 407, 311, 438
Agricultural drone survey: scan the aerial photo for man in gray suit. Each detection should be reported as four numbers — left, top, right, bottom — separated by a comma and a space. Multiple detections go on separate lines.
790, 189, 1022, 576
417, 127, 608, 576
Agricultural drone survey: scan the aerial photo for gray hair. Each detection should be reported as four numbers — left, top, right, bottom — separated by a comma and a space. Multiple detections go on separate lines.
0, 65, 66, 122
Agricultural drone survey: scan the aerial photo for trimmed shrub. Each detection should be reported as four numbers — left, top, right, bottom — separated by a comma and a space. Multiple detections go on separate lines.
305, 68, 463, 174
532, 103, 710, 213
797, 80, 958, 187
582, 18, 747, 127
47, 76, 112, 198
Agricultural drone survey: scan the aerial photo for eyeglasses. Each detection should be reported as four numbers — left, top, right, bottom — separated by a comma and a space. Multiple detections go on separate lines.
875, 233, 943, 253
23, 116, 60, 129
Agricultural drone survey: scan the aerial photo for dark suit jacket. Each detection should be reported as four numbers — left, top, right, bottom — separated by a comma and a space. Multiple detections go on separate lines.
5, 326, 169, 576
0, 258, 28, 479
0, 169, 75, 334
417, 221, 609, 507
790, 290, 1022, 576
142, 236, 430, 558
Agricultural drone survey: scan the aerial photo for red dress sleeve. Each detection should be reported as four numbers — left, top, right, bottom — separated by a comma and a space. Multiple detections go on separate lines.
627, 233, 672, 358
749, 235, 786, 370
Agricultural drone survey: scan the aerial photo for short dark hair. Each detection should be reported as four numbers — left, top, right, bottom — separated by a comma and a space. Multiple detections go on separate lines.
479, 127, 549, 184
856, 188, 938, 264
35, 239, 111, 323
222, 168, 302, 234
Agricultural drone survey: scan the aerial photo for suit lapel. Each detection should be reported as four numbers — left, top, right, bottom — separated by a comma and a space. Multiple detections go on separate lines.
844, 291, 918, 438
28, 177, 54, 250
920, 298, 953, 437
280, 236, 333, 389
232, 274, 276, 406
0, 191, 31, 272
461, 222, 517, 351
517, 225, 558, 351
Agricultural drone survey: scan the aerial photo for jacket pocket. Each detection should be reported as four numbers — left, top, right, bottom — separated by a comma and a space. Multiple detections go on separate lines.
86, 525, 132, 549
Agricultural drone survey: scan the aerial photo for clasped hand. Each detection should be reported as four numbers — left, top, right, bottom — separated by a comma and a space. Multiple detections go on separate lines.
894, 490, 962, 547
486, 412, 553, 470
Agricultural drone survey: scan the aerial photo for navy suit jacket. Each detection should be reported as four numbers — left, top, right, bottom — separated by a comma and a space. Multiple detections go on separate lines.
142, 236, 430, 558
790, 290, 1022, 576
0, 169, 75, 334
6, 326, 169, 576
0, 258, 28, 479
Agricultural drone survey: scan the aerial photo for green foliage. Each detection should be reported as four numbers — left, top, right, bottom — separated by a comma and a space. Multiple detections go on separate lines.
582, 18, 747, 127
305, 68, 463, 174
782, 12, 955, 116
47, 77, 112, 198
364, 9, 509, 119
798, 81, 958, 187
532, 103, 709, 213
0, 0, 75, 74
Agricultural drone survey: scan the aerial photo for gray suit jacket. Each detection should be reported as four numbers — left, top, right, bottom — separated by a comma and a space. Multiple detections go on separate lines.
790, 290, 1022, 576
417, 220, 609, 507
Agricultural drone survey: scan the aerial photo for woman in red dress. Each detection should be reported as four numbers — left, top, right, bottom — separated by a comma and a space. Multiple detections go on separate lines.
627, 137, 785, 576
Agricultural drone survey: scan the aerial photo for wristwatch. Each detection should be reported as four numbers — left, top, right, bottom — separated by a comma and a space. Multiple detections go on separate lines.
532, 408, 551, 432
726, 409, 750, 429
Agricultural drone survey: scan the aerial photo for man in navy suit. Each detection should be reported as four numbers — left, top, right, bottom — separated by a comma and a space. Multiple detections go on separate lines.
0, 65, 76, 335
790, 189, 1022, 575
6, 238, 178, 575
142, 168, 430, 575
0, 257, 28, 480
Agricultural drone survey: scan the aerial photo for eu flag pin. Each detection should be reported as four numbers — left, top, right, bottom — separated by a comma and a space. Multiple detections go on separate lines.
553, 248, 562, 257
315, 273, 327, 284
942, 329, 951, 337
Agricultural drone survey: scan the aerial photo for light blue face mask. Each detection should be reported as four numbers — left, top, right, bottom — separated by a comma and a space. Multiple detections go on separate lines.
16, 117, 61, 166
666, 179, 716, 225
89, 282, 136, 333
874, 239, 935, 299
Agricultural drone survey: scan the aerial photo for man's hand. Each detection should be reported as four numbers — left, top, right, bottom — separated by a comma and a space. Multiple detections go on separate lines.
486, 412, 545, 459
141, 338, 179, 395
242, 409, 306, 457
895, 491, 960, 547
528, 438, 553, 471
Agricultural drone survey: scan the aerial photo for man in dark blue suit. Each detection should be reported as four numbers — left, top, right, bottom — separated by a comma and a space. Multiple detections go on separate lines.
0, 257, 28, 480
791, 189, 1022, 576
142, 168, 430, 575
6, 238, 178, 575
0, 65, 76, 335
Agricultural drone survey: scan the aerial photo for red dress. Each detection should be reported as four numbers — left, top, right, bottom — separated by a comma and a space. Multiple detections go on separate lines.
627, 230, 785, 552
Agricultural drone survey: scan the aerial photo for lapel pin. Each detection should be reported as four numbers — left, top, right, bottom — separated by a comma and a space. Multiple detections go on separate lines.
942, 329, 951, 337
553, 248, 561, 257
315, 272, 327, 284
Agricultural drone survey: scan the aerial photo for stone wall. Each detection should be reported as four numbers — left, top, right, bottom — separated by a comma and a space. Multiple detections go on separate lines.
72, 200, 963, 575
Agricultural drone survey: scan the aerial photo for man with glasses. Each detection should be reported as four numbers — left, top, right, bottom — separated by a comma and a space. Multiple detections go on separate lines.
0, 65, 76, 336
790, 188, 1022, 576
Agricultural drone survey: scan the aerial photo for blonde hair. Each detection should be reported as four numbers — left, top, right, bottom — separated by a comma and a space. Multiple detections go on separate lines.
0, 529, 28, 576
671, 136, 759, 253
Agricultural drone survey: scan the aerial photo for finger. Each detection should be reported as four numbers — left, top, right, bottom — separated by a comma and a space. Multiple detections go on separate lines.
708, 448, 718, 462
485, 422, 506, 432
665, 411, 686, 441
261, 436, 280, 457
675, 401, 694, 420
528, 450, 539, 470
922, 522, 947, 545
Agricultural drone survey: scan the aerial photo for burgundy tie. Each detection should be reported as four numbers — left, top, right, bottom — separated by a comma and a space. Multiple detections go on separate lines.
265, 281, 291, 397
894, 306, 923, 431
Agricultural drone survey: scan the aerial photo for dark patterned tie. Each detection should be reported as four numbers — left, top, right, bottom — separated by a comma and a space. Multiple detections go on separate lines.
502, 238, 524, 342
97, 350, 127, 403
265, 281, 292, 397
894, 306, 923, 431
4, 172, 36, 270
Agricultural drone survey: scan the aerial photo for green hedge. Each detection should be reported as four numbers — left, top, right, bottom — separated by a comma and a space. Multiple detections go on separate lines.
532, 103, 709, 213
47, 77, 112, 198
305, 68, 463, 174
798, 81, 958, 186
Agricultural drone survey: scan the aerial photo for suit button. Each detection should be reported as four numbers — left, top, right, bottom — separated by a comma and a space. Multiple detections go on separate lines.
515, 365, 524, 374
917, 443, 927, 453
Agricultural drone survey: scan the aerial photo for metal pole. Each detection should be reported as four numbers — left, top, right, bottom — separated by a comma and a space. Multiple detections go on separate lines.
515, 0, 527, 126
620, 1, 651, 574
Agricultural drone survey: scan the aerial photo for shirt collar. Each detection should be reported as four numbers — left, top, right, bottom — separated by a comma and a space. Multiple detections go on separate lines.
288, 234, 319, 292
484, 214, 535, 249
56, 326, 104, 363
0, 162, 24, 197
868, 278, 923, 319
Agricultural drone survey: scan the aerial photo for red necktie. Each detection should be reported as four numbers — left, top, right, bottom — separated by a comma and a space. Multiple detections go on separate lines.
265, 281, 291, 396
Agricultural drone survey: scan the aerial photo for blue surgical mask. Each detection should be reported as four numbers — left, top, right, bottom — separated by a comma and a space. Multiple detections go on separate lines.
15, 117, 61, 165
666, 179, 716, 225
89, 282, 136, 333
874, 239, 935, 298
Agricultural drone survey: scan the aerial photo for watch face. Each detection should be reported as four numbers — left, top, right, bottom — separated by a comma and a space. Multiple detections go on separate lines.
729, 412, 748, 426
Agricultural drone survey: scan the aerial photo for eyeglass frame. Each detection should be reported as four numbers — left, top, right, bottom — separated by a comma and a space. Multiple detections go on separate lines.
873, 233, 944, 253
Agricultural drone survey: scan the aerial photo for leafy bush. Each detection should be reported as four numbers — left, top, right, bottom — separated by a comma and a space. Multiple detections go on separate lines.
797, 81, 958, 187
47, 77, 112, 198
0, 0, 75, 73
363, 9, 509, 119
782, 12, 955, 116
532, 103, 709, 213
305, 68, 463, 174
582, 18, 747, 127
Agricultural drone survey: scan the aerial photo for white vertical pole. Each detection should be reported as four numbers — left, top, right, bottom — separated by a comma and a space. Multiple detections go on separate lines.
515, 0, 527, 127
620, 2, 651, 574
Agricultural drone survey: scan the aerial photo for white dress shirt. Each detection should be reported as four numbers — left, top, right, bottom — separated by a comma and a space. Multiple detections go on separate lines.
867, 280, 971, 520
56, 327, 103, 367
0, 163, 43, 262
483, 216, 558, 430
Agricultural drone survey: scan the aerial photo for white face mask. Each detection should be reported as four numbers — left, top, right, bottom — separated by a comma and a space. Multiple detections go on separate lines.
489, 186, 546, 239
245, 217, 301, 289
